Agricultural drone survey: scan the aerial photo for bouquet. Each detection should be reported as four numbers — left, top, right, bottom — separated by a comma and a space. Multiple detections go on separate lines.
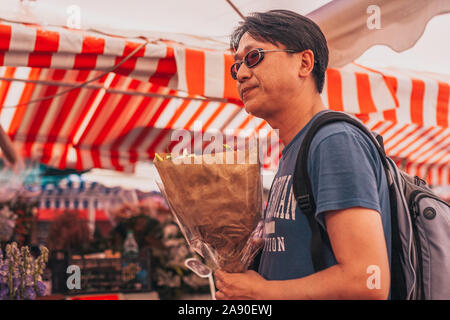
0, 242, 49, 300
154, 146, 264, 273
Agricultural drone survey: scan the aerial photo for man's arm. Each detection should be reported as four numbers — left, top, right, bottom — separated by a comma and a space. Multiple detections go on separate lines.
215, 206, 390, 300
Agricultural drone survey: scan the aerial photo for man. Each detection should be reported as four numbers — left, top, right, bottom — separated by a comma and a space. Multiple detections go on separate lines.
214, 10, 392, 300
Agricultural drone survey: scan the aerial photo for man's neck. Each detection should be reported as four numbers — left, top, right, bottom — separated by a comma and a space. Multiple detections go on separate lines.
268, 94, 327, 146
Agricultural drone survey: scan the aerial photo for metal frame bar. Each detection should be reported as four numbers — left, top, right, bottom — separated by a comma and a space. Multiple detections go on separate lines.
0, 76, 231, 105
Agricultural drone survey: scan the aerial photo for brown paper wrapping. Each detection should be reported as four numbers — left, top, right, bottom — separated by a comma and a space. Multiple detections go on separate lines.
154, 148, 263, 272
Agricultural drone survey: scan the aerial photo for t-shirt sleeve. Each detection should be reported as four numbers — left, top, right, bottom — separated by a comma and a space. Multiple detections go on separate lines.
307, 128, 383, 230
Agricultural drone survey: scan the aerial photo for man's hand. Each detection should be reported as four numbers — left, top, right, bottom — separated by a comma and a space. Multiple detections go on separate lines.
214, 206, 390, 300
214, 269, 267, 300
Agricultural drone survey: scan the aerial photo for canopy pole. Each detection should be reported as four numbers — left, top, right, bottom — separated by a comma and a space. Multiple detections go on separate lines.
225, 0, 245, 20
0, 124, 20, 165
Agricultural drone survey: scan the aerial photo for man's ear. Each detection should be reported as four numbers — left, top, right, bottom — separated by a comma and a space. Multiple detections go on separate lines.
298, 49, 315, 78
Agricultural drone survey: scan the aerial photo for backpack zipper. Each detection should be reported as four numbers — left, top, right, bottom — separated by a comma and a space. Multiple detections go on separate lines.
413, 191, 450, 209
409, 201, 424, 300
395, 167, 416, 299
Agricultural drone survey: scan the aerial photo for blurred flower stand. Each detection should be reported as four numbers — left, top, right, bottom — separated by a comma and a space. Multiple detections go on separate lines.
47, 248, 153, 297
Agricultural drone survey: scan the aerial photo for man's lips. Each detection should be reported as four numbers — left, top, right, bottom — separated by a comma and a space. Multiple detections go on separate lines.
240, 86, 257, 100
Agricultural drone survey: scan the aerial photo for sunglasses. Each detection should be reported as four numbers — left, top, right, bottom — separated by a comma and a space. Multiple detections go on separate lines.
230, 48, 297, 80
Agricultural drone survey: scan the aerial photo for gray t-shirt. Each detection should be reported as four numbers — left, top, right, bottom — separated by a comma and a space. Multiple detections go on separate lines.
258, 110, 392, 281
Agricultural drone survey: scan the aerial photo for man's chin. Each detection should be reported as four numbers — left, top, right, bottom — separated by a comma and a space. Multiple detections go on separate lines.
243, 102, 265, 118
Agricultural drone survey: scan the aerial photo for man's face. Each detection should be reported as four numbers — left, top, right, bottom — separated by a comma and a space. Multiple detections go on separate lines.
233, 32, 301, 119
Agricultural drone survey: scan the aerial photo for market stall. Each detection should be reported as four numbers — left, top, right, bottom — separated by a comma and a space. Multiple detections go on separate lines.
33, 178, 139, 237
0, 0, 449, 300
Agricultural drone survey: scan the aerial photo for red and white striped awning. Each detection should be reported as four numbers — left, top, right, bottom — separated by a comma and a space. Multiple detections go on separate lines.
362, 116, 449, 186
0, 20, 448, 185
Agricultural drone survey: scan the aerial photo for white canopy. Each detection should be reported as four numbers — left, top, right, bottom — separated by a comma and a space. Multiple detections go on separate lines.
2, 0, 450, 74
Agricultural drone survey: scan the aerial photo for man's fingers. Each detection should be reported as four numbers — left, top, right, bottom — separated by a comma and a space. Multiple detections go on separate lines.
215, 279, 224, 290
214, 270, 223, 280
219, 285, 234, 298
215, 271, 231, 293
216, 291, 230, 300
215, 291, 225, 300
214, 269, 227, 281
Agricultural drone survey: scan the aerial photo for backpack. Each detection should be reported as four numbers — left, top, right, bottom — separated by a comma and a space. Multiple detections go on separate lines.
292, 110, 450, 300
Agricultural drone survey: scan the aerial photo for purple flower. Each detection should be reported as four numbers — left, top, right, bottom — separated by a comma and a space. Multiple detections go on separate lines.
0, 285, 9, 300
13, 275, 20, 291
25, 275, 33, 287
13, 276, 20, 290
0, 243, 49, 300
0, 265, 7, 283
35, 281, 46, 297
23, 286, 36, 300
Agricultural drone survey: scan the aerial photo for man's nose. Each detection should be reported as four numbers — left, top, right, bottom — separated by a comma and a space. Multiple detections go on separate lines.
237, 63, 251, 82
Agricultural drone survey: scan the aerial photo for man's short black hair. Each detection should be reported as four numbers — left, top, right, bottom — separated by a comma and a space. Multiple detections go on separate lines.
230, 10, 329, 93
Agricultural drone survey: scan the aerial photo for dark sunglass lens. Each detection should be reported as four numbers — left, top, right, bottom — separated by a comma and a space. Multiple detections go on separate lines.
246, 50, 261, 67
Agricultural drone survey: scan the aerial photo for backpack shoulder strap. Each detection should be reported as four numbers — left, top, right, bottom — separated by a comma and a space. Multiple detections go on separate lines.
293, 111, 390, 272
